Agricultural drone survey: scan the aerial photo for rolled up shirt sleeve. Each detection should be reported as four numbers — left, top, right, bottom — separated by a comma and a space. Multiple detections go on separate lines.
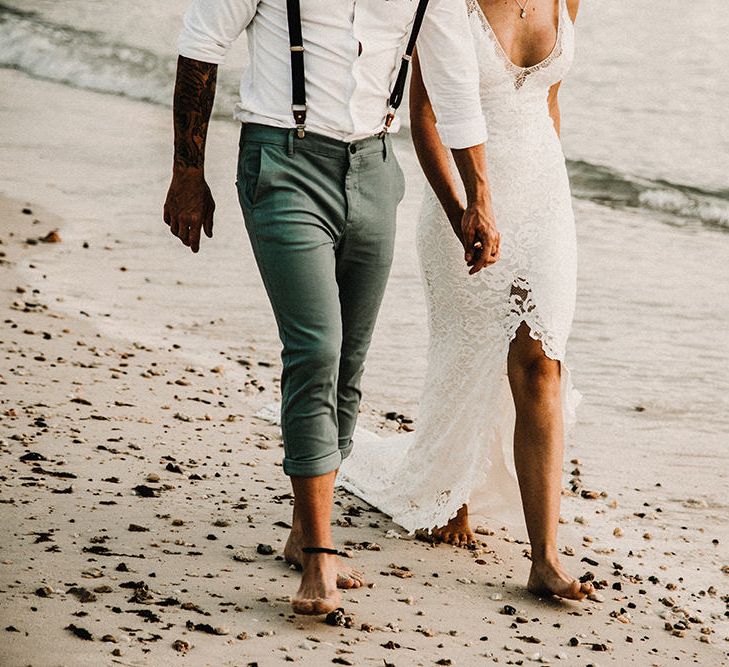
416, 0, 487, 149
178, 0, 258, 65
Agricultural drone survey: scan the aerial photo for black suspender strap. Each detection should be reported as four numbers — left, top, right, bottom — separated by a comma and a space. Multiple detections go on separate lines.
286, 0, 307, 137
382, 0, 430, 134
285, 0, 431, 139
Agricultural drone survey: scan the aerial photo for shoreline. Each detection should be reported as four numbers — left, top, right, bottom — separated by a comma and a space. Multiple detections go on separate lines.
1, 67, 728, 664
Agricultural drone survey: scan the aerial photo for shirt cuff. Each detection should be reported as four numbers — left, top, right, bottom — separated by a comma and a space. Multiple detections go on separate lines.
435, 117, 488, 150
178, 32, 228, 65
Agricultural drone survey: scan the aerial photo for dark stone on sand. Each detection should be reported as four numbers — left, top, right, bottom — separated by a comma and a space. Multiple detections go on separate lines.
115, 563, 129, 572
128, 524, 149, 532
31, 466, 77, 479
67, 587, 97, 603
256, 543, 274, 555
581, 557, 599, 567
165, 462, 184, 474
172, 639, 191, 654
133, 485, 160, 498
19, 451, 47, 462
332, 659, 353, 666
5, 626, 20, 632
129, 608, 161, 623
185, 620, 228, 635
568, 637, 579, 646
156, 597, 181, 607
500, 605, 517, 616
70, 397, 92, 406
325, 608, 354, 628
22, 207, 32, 215
65, 623, 93, 640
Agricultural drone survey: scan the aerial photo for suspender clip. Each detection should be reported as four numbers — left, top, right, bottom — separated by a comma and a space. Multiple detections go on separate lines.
292, 104, 307, 138
379, 107, 396, 138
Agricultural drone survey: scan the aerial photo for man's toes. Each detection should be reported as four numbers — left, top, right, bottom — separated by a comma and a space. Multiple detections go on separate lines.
336, 568, 366, 589
292, 596, 339, 615
336, 574, 359, 589
560, 579, 587, 600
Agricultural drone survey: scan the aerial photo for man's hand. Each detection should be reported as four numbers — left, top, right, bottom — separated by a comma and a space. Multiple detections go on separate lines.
164, 168, 215, 253
460, 199, 500, 275
164, 56, 218, 253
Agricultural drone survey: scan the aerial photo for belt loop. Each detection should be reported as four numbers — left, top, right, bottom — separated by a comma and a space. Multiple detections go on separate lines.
381, 135, 388, 162
287, 129, 295, 156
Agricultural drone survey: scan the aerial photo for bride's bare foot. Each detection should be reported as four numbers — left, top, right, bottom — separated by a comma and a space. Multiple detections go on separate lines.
527, 556, 594, 600
291, 551, 341, 615
431, 505, 477, 549
284, 530, 366, 589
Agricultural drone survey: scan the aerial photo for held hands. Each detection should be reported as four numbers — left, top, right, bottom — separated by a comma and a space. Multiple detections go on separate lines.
163, 168, 215, 253
455, 199, 501, 274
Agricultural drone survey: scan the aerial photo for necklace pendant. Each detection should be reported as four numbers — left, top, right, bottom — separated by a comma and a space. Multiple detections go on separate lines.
520, 8, 526, 18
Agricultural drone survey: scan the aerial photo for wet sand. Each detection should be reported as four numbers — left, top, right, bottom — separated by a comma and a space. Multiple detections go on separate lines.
1, 196, 728, 665
1, 67, 728, 665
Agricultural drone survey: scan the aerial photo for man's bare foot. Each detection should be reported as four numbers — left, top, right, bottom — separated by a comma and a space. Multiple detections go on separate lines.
291, 551, 341, 615
284, 530, 365, 589
527, 557, 594, 600
431, 504, 477, 548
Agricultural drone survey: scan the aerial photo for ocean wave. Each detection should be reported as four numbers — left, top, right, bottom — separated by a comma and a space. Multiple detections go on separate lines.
567, 159, 729, 231
2, 4, 728, 232
0, 3, 239, 116
0, 4, 175, 105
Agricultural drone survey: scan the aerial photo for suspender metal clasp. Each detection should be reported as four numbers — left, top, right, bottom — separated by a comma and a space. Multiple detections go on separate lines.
292, 103, 307, 138
379, 106, 396, 138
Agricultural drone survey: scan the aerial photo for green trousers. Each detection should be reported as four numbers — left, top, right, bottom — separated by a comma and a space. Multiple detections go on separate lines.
236, 123, 405, 477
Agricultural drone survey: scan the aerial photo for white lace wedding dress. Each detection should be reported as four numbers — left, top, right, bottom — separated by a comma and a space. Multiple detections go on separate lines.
338, 0, 581, 534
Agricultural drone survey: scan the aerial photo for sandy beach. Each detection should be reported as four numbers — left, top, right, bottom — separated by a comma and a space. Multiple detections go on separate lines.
2, 66, 729, 666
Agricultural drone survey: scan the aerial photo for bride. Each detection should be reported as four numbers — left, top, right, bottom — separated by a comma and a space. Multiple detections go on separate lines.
339, 0, 593, 600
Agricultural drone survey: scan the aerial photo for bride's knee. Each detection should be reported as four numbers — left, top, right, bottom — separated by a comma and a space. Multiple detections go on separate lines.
508, 344, 561, 400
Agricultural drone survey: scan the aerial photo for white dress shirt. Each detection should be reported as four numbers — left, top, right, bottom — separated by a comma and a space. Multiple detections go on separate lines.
178, 0, 487, 148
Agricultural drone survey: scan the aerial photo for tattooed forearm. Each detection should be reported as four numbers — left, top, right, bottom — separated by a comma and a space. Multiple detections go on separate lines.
173, 55, 218, 170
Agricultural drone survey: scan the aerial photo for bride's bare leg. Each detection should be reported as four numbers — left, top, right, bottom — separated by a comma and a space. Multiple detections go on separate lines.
507, 322, 593, 600
431, 504, 477, 548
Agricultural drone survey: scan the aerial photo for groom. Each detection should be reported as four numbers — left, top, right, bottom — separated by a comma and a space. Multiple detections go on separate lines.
164, 0, 499, 614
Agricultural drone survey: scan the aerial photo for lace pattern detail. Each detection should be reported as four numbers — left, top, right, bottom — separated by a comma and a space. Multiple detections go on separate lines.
466, 0, 568, 90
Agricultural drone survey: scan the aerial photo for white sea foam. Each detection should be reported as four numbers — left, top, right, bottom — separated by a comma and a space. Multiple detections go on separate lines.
638, 189, 729, 230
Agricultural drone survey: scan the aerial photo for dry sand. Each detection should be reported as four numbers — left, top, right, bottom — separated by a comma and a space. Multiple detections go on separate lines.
1, 196, 728, 666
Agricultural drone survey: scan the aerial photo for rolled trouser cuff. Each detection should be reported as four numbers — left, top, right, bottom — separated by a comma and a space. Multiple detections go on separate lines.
339, 436, 354, 461
283, 448, 343, 478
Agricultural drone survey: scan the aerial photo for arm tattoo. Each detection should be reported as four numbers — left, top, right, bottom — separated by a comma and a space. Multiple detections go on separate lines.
173, 56, 218, 170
